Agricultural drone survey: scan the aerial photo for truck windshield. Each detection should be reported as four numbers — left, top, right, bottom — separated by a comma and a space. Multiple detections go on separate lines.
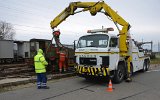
77, 34, 109, 48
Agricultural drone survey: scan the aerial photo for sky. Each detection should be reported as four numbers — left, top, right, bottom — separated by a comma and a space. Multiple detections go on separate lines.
0, 0, 160, 51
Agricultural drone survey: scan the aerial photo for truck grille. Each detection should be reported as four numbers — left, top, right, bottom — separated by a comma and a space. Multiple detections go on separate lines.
101, 56, 109, 66
79, 57, 97, 65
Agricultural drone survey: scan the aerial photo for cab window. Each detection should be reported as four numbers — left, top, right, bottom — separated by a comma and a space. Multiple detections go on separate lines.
109, 37, 118, 47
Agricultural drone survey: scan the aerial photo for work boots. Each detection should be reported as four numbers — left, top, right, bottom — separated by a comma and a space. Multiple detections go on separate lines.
59, 69, 62, 73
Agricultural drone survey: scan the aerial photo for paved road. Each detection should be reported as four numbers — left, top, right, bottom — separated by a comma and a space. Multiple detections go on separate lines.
0, 67, 160, 100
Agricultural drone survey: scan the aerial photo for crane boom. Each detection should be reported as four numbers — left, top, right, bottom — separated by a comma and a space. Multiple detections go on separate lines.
50, 1, 130, 55
50, 1, 132, 81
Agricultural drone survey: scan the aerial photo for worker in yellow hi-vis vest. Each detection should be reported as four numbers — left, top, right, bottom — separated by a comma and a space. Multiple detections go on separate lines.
34, 49, 49, 89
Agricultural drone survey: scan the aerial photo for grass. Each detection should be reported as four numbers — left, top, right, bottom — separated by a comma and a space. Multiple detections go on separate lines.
150, 54, 160, 64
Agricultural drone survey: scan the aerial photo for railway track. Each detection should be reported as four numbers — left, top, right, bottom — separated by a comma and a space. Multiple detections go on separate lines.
0, 63, 35, 79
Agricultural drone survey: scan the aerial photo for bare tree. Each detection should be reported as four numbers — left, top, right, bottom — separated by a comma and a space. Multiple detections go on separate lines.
0, 21, 16, 40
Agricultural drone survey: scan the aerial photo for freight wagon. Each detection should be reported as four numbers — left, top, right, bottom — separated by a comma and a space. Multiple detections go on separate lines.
0, 40, 14, 64
0, 40, 31, 64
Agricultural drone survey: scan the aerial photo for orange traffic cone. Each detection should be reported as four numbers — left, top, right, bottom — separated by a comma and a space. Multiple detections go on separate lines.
107, 80, 113, 92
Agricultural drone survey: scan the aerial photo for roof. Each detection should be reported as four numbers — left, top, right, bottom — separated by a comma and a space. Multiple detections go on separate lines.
30, 38, 51, 42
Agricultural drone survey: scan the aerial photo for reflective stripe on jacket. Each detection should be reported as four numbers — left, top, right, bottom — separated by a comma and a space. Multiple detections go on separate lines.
34, 49, 48, 73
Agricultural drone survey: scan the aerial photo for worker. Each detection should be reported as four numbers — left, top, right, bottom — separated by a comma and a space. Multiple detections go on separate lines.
58, 49, 67, 73
34, 49, 49, 89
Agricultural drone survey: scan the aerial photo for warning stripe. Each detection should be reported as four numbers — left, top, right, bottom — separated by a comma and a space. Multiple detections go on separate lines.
91, 67, 94, 75
94, 68, 97, 76
103, 68, 107, 76
88, 67, 90, 73
76, 66, 109, 76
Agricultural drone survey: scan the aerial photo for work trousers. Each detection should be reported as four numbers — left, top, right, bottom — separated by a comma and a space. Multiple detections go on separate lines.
59, 61, 66, 72
36, 73, 47, 88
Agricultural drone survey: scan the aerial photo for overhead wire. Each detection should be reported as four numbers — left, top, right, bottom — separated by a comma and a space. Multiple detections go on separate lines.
0, 5, 51, 21
2, 0, 60, 11
0, 3, 51, 31
0, 0, 61, 18
0, 11, 49, 25
0, 0, 108, 35
15, 28, 51, 34
0, 4, 85, 29
0, 0, 99, 27
13, 23, 50, 30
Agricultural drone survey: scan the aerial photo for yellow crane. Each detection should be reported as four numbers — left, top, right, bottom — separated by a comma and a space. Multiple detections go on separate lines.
50, 1, 132, 82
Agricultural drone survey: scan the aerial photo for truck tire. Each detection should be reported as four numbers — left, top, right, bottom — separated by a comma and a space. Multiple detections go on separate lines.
143, 60, 150, 72
130, 64, 134, 76
146, 60, 150, 71
142, 62, 146, 72
113, 64, 125, 84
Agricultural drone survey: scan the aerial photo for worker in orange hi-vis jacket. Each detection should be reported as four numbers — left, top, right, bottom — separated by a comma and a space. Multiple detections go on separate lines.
58, 49, 67, 73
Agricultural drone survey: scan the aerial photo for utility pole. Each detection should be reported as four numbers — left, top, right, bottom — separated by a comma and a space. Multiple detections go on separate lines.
158, 41, 160, 53
151, 41, 153, 53
0, 35, 2, 40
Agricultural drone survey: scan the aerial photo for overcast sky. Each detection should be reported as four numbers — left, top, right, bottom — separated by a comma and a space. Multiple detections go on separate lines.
0, 0, 160, 51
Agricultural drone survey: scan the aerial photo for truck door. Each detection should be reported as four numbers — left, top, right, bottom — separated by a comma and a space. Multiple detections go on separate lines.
132, 42, 143, 71
109, 37, 119, 70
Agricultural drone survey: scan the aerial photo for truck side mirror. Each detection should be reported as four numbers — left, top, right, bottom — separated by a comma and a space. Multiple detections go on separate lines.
73, 40, 78, 51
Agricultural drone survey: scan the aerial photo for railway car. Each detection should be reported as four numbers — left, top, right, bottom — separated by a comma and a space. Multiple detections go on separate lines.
0, 40, 14, 64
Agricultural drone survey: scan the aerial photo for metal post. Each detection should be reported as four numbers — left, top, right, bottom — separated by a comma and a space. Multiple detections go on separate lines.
0, 35, 3, 40
158, 42, 160, 53
151, 41, 153, 53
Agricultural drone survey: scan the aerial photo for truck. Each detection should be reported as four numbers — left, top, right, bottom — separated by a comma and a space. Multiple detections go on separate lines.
50, 1, 150, 83
75, 28, 150, 83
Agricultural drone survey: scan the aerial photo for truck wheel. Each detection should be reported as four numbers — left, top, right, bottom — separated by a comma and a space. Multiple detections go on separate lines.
130, 64, 134, 76
145, 60, 150, 71
113, 64, 125, 84
142, 63, 146, 72
142, 60, 149, 72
